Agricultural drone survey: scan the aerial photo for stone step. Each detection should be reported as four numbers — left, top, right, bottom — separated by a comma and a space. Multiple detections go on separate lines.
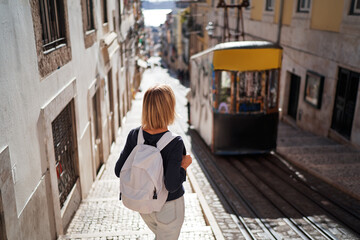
59, 226, 213, 239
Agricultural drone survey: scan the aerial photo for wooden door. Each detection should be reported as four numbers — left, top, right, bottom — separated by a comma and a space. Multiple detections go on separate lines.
331, 68, 359, 139
92, 90, 103, 173
0, 191, 7, 240
288, 73, 301, 120
108, 70, 116, 144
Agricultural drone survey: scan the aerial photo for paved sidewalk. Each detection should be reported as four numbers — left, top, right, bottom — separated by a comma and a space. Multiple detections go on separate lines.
59, 71, 222, 239
277, 120, 360, 201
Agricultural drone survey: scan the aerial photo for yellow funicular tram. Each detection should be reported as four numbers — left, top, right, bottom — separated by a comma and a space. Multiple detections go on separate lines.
190, 41, 282, 154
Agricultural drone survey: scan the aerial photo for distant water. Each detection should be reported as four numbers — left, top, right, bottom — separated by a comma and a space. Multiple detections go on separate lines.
142, 9, 172, 27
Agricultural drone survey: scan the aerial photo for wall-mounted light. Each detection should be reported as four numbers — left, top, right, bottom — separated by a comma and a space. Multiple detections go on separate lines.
205, 22, 222, 40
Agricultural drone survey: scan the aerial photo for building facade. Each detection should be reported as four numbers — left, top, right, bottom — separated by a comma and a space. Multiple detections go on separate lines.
188, 0, 360, 147
0, 0, 143, 239
161, 2, 190, 81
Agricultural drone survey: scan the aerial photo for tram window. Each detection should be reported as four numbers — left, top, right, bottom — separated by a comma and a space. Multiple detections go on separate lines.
215, 70, 278, 114
217, 71, 232, 113
267, 69, 278, 109
237, 71, 266, 113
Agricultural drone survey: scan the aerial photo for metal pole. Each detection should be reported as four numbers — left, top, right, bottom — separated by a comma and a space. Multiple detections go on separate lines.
276, 0, 284, 45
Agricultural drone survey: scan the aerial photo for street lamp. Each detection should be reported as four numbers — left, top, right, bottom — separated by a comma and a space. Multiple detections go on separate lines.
205, 22, 214, 36
205, 22, 222, 41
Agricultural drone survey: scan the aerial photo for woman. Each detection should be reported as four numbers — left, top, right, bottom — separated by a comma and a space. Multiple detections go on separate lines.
115, 84, 192, 239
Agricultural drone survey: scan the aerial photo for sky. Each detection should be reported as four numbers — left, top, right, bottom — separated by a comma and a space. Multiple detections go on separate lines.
143, 9, 172, 27
143, 0, 175, 2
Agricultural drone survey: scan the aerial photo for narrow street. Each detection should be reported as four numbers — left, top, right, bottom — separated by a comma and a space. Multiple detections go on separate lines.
3, 1, 360, 239
59, 62, 219, 240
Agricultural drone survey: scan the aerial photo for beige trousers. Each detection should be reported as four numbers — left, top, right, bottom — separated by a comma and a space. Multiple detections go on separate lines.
140, 196, 185, 240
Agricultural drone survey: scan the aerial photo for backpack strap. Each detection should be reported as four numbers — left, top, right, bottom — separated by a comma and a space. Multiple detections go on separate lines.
137, 127, 145, 144
156, 131, 177, 151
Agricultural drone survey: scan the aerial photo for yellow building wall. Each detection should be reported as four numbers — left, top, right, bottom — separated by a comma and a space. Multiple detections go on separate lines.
311, 0, 344, 32
251, 0, 264, 21
274, 0, 293, 25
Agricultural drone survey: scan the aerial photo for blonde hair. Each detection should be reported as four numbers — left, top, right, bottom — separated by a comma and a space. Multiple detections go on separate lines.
141, 84, 176, 129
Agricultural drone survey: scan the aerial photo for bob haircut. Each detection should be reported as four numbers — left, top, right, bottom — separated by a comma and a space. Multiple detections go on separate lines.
142, 84, 176, 129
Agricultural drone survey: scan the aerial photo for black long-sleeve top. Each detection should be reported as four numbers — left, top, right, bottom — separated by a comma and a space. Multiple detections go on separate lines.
115, 127, 187, 201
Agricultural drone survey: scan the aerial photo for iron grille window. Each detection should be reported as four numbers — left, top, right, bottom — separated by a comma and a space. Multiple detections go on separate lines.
297, 0, 311, 12
350, 0, 360, 15
52, 103, 77, 208
103, 0, 108, 23
265, 0, 274, 11
85, 0, 95, 31
39, 0, 67, 52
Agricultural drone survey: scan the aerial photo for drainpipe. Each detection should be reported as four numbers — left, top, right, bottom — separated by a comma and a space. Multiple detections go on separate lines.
276, 0, 285, 45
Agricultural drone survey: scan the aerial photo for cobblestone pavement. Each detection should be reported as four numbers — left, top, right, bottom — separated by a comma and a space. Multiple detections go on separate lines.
277, 121, 360, 201
58, 67, 220, 240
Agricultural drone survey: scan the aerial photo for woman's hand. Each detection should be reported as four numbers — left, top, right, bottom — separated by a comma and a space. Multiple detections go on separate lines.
181, 155, 192, 170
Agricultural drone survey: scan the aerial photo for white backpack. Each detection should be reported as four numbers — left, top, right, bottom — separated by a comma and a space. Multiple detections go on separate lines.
120, 128, 176, 214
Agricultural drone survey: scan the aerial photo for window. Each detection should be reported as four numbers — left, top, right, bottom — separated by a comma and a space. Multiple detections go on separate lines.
267, 70, 278, 110
216, 71, 233, 113
237, 71, 265, 113
30, 0, 71, 77
350, 0, 360, 15
39, 0, 67, 51
297, 0, 311, 12
215, 69, 278, 114
265, 0, 274, 11
81, 0, 96, 48
102, 0, 108, 23
85, 0, 95, 31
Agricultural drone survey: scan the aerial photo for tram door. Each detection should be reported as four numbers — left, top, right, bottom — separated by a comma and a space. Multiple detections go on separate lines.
288, 73, 301, 120
331, 68, 359, 139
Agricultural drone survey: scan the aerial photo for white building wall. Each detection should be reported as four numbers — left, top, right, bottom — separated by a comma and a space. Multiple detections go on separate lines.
0, 0, 47, 217
0, 0, 139, 238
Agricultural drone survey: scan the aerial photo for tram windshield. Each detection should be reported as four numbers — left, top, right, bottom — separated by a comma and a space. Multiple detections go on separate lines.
215, 69, 279, 114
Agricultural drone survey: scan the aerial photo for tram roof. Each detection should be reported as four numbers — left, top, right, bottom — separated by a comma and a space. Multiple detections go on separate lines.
191, 41, 281, 59
191, 41, 282, 71
215, 41, 280, 50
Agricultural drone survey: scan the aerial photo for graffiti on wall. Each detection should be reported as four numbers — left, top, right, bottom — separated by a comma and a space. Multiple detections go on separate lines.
190, 52, 214, 146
